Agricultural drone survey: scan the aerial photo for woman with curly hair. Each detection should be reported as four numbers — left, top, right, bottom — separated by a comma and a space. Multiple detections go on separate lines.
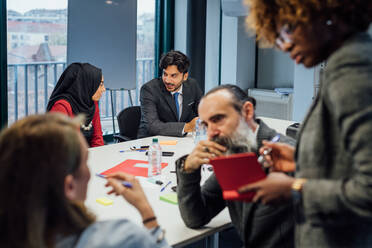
239, 0, 372, 247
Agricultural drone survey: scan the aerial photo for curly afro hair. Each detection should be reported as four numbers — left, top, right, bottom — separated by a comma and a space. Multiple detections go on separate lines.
245, 0, 372, 46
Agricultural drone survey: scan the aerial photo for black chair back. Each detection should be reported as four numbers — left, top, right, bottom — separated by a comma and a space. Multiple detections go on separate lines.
115, 106, 141, 142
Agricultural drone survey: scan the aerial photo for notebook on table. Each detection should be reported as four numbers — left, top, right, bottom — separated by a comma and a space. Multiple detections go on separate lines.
99, 159, 168, 177
209, 152, 266, 202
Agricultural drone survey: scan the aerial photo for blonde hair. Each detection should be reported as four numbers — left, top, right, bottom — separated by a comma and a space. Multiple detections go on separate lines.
0, 113, 94, 248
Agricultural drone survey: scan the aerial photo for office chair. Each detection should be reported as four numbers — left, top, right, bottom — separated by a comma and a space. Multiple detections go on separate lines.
113, 106, 141, 142
286, 122, 300, 139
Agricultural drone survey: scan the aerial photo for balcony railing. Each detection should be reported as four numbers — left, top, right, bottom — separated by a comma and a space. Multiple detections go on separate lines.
7, 59, 154, 132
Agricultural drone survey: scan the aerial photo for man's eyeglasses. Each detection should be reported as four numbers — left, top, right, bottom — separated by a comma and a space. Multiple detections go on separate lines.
275, 24, 295, 49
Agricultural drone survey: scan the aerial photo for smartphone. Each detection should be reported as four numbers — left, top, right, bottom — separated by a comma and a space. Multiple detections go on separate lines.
145, 151, 174, 157
162, 151, 174, 157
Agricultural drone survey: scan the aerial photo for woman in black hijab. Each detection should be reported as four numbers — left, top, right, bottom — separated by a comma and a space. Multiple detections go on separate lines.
47, 63, 105, 147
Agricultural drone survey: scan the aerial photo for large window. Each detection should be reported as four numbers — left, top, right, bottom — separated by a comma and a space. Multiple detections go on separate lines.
136, 0, 156, 96
7, 0, 68, 124
6, 0, 156, 134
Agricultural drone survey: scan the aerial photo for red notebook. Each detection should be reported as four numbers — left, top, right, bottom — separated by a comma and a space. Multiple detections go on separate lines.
100, 159, 168, 177
209, 152, 266, 202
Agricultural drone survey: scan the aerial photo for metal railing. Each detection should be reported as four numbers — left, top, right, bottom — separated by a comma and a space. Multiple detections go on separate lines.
7, 59, 154, 128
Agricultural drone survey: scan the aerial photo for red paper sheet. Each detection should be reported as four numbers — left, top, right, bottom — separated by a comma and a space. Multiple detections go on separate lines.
210, 152, 266, 202
100, 159, 168, 177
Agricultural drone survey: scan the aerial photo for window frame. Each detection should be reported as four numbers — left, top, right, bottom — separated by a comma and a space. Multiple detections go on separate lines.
154, 0, 174, 77
0, 0, 7, 129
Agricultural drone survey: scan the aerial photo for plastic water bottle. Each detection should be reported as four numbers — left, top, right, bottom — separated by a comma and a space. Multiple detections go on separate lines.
148, 138, 162, 177
193, 119, 200, 144
193, 118, 207, 144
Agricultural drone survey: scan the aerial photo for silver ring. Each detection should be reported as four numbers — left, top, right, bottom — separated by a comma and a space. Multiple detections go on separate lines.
203, 146, 210, 153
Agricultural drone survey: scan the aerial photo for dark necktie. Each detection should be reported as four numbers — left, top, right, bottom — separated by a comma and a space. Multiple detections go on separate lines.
174, 92, 180, 121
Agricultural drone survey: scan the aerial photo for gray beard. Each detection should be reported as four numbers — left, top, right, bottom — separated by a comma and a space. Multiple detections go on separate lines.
212, 118, 257, 155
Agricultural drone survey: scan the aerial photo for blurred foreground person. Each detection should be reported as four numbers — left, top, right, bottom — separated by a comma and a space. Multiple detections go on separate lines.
0, 113, 169, 248
240, 0, 372, 247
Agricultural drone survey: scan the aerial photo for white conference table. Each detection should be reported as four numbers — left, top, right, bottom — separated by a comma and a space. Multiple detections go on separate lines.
85, 117, 295, 247
86, 134, 231, 247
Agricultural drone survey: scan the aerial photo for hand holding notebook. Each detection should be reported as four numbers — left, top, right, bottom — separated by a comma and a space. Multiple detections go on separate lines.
209, 152, 266, 202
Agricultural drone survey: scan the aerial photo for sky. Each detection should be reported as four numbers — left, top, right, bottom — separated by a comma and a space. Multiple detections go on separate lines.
7, 0, 154, 14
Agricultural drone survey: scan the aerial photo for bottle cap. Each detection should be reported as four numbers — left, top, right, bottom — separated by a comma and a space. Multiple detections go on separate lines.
152, 138, 158, 143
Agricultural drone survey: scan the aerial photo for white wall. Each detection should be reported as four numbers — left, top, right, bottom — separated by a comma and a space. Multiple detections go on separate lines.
293, 65, 314, 121
204, 0, 221, 92
220, 14, 256, 91
220, 14, 238, 85
236, 16, 256, 90
174, 0, 187, 53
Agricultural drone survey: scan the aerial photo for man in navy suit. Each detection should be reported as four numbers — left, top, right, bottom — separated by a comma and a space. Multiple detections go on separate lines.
138, 50, 203, 138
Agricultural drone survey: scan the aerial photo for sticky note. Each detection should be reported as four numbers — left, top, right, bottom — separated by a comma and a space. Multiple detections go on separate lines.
96, 197, 113, 206
159, 140, 177, 145
160, 193, 178, 205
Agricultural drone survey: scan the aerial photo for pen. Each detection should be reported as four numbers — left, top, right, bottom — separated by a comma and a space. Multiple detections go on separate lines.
119, 146, 149, 153
132, 145, 149, 150
96, 173, 133, 188
257, 134, 280, 166
119, 149, 146, 153
160, 180, 172, 192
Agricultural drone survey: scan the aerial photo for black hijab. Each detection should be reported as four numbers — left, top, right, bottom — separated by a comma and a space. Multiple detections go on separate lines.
47, 63, 102, 125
